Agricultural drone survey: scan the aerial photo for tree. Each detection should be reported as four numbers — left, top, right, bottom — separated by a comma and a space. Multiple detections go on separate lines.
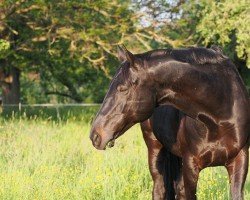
197, 0, 249, 65
0, 0, 42, 104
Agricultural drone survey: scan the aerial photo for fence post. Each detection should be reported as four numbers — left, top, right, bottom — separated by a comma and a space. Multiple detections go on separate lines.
55, 105, 61, 122
19, 102, 21, 112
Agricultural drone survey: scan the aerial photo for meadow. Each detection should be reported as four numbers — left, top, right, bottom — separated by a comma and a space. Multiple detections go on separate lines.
0, 107, 249, 200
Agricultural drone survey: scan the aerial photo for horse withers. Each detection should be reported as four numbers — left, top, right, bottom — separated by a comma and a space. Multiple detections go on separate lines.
90, 45, 250, 200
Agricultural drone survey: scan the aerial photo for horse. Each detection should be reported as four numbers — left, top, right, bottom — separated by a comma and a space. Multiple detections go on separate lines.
90, 45, 250, 200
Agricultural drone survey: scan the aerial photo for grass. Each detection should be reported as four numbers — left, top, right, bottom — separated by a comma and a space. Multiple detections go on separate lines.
0, 108, 249, 199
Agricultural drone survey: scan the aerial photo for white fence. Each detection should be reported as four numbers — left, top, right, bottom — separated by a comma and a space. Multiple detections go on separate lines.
2, 103, 101, 110
1, 103, 101, 121
2, 103, 101, 107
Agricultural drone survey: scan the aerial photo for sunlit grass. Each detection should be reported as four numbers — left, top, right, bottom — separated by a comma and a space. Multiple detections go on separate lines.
0, 115, 249, 199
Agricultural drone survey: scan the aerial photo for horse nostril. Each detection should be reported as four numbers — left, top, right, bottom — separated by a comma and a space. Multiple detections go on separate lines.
92, 133, 101, 147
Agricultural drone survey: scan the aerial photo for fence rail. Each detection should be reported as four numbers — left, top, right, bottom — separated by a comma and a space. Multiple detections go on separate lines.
1, 103, 101, 121
2, 103, 101, 107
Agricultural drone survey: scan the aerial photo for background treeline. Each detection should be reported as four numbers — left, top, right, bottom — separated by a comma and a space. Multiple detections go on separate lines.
0, 0, 249, 104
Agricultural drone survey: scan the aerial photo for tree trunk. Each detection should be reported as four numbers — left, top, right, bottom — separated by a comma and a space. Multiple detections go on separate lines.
2, 66, 20, 104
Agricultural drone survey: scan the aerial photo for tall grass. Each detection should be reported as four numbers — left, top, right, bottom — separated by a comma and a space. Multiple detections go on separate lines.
0, 108, 249, 199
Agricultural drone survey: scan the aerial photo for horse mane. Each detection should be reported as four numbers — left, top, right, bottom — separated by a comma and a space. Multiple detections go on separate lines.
142, 46, 228, 65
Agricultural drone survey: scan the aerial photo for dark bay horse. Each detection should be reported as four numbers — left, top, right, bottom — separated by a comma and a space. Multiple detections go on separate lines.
90, 45, 250, 200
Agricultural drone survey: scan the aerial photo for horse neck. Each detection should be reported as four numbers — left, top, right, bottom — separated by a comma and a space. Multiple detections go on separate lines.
147, 60, 235, 121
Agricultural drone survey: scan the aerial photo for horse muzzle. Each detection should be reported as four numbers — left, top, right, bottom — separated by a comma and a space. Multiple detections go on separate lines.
90, 129, 116, 150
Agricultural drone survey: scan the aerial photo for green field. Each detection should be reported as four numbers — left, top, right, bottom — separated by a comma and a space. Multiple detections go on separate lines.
0, 108, 249, 200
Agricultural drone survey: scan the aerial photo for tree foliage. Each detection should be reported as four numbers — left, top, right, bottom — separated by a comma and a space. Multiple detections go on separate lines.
197, 0, 250, 67
0, 39, 10, 59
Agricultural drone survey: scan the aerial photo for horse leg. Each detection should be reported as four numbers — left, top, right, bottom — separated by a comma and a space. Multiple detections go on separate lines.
141, 120, 166, 200
225, 145, 249, 200
175, 168, 185, 200
150, 146, 167, 200
182, 155, 200, 200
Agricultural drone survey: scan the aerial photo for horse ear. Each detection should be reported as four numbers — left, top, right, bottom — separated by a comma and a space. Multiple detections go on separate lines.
117, 45, 134, 64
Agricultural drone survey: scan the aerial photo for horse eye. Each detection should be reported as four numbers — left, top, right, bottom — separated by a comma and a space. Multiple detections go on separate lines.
117, 85, 128, 92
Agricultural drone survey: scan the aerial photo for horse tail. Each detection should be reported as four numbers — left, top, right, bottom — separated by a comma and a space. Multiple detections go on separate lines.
158, 148, 182, 200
